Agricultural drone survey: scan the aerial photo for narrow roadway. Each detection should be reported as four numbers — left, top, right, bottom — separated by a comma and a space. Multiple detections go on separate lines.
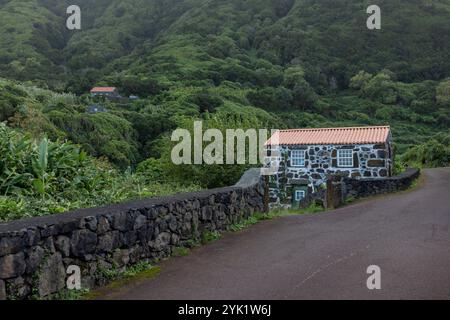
101, 168, 450, 300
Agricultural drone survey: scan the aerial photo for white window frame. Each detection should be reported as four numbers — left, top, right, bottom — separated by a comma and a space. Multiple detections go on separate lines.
337, 149, 354, 167
295, 190, 306, 201
291, 149, 306, 167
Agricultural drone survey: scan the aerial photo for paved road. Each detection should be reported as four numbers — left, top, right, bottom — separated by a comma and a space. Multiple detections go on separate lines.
102, 168, 450, 300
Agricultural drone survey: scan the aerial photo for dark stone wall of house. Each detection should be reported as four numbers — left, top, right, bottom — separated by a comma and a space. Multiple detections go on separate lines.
268, 142, 393, 208
343, 168, 420, 199
0, 171, 264, 300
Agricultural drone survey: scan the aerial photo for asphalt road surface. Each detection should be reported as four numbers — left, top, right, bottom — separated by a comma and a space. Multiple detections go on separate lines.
101, 168, 450, 300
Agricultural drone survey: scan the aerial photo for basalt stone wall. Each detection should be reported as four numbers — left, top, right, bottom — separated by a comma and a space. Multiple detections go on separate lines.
297, 189, 326, 209
0, 171, 264, 300
343, 168, 420, 199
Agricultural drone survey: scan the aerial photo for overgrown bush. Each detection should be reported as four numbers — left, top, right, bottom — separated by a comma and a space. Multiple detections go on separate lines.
401, 133, 450, 168
0, 123, 200, 222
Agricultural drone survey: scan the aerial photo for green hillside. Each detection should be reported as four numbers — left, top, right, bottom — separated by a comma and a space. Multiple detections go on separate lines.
1, 0, 449, 87
0, 0, 449, 219
0, 0, 449, 155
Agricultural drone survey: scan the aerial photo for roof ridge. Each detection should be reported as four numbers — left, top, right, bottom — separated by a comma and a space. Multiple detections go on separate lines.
277, 125, 390, 132
266, 125, 390, 146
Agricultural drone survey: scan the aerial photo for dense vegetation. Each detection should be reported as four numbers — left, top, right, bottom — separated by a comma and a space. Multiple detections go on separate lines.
0, 0, 449, 220
401, 132, 450, 168
0, 122, 199, 222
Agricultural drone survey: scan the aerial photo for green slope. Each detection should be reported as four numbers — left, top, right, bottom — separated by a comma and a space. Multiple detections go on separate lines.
0, 0, 449, 88
0, 0, 449, 180
0, 0, 449, 220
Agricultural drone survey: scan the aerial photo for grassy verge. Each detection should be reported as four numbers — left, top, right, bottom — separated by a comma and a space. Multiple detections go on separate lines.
38, 288, 91, 301
408, 174, 424, 190
38, 261, 161, 300
229, 203, 325, 232
81, 262, 162, 300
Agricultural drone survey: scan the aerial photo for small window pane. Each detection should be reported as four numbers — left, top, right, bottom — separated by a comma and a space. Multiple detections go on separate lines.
337, 149, 353, 167
291, 150, 305, 167
295, 190, 306, 201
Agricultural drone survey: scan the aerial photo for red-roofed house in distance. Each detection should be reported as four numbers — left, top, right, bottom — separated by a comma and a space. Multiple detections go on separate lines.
90, 87, 119, 99
265, 126, 393, 208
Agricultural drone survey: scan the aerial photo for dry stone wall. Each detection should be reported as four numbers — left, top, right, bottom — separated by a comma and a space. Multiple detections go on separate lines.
0, 170, 264, 300
343, 168, 420, 198
296, 168, 420, 210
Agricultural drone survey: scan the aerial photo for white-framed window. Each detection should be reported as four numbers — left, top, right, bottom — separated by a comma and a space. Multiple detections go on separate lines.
291, 150, 305, 167
295, 190, 306, 201
337, 149, 354, 167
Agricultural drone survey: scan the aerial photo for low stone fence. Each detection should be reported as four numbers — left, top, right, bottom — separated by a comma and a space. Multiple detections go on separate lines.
296, 168, 420, 209
0, 170, 265, 300
298, 189, 326, 209
342, 168, 420, 199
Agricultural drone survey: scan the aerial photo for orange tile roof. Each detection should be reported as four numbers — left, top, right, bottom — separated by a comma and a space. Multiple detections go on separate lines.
90, 87, 117, 93
266, 126, 390, 146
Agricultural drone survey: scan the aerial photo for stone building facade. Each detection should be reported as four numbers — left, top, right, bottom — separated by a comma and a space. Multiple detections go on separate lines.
265, 126, 393, 208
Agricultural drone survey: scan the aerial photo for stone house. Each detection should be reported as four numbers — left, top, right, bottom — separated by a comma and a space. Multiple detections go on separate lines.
90, 87, 119, 98
265, 126, 393, 208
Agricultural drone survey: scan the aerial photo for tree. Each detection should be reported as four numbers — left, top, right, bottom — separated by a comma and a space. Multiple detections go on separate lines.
283, 66, 306, 89
349, 71, 373, 90
436, 79, 450, 106
246, 87, 293, 111
292, 81, 317, 110
361, 70, 398, 104
190, 91, 224, 113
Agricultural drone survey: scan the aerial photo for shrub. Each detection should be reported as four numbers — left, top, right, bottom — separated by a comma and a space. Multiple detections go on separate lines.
0, 123, 200, 222
401, 133, 450, 168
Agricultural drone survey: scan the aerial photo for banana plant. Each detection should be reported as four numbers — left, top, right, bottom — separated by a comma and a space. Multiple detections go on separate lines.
0, 124, 32, 195
32, 137, 49, 199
